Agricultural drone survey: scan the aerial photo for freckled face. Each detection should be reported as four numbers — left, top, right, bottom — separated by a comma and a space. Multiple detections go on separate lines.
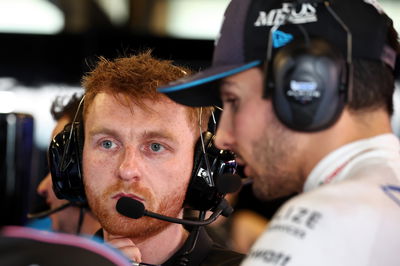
83, 92, 197, 239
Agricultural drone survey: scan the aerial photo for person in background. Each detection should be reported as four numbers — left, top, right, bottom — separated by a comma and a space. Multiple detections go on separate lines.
158, 0, 400, 265
32, 93, 100, 235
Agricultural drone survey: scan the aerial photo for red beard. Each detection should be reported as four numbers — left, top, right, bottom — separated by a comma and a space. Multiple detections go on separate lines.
86, 181, 186, 242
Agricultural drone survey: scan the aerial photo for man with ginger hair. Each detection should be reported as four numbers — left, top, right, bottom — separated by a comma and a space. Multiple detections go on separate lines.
79, 51, 243, 265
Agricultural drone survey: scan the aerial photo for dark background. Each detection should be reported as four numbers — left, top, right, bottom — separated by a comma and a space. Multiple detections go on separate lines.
0, 31, 214, 87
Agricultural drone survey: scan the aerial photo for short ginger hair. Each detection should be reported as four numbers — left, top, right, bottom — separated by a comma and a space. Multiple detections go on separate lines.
81, 51, 213, 133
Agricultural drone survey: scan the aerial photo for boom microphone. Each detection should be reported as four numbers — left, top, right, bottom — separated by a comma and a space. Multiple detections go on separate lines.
116, 197, 231, 226
116, 198, 144, 219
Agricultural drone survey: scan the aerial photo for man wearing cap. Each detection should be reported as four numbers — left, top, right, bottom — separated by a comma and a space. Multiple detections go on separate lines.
158, 0, 400, 265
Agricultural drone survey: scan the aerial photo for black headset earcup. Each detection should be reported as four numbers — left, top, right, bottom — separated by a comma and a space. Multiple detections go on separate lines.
48, 122, 86, 203
184, 131, 236, 211
270, 39, 347, 131
394, 54, 400, 80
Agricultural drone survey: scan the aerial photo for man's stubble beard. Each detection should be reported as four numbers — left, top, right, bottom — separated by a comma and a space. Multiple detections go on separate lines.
86, 182, 186, 242
251, 122, 302, 201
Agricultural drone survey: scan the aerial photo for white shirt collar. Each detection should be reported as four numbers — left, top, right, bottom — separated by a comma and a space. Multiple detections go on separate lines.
303, 133, 400, 192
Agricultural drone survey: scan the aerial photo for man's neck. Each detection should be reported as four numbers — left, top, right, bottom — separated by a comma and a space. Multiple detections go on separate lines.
301, 108, 392, 179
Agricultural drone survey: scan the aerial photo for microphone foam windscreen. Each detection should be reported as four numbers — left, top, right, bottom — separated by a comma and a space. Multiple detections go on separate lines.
116, 197, 145, 219
216, 174, 242, 194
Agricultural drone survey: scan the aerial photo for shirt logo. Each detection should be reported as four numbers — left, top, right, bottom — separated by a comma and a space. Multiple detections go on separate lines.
254, 3, 317, 27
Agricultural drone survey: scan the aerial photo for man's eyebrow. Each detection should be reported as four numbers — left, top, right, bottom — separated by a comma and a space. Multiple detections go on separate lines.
87, 127, 121, 139
220, 79, 233, 87
220, 80, 239, 91
87, 127, 180, 144
142, 130, 179, 143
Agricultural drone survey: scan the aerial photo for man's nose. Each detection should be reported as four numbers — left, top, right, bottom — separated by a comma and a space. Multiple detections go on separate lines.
118, 146, 141, 181
215, 111, 235, 150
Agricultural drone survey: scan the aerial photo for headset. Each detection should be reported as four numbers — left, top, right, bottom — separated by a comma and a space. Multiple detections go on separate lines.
185, 109, 237, 211
48, 96, 237, 212
49, 96, 86, 203
264, 0, 352, 132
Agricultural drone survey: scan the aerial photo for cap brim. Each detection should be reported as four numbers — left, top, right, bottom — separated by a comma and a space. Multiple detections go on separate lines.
158, 60, 261, 107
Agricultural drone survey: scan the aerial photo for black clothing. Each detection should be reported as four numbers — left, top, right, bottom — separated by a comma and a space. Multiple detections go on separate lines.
164, 226, 243, 266
95, 227, 244, 266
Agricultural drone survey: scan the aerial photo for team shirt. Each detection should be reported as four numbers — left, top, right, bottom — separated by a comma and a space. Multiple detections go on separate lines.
241, 134, 400, 266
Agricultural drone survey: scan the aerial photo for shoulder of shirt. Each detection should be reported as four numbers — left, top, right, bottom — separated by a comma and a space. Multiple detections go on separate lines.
280, 169, 400, 223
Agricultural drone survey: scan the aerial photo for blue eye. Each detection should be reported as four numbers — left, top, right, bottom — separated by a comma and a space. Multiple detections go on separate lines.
101, 140, 114, 149
150, 143, 164, 152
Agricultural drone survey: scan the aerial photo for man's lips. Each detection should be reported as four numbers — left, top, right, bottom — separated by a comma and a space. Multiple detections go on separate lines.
112, 193, 144, 202
232, 151, 256, 179
234, 156, 253, 178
